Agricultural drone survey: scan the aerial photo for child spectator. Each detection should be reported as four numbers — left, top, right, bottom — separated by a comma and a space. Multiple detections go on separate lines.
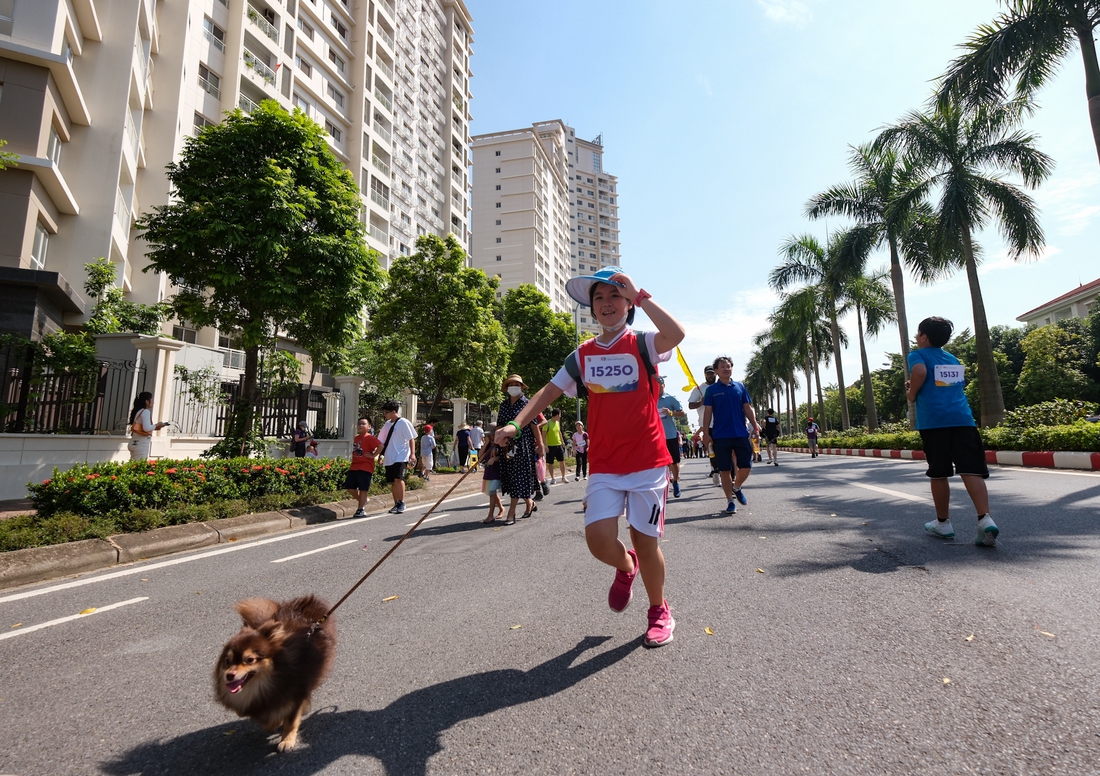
345, 419, 381, 518
419, 424, 436, 482
481, 434, 504, 523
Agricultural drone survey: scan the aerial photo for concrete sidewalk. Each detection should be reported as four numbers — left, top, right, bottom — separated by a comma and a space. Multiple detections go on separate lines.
0, 469, 486, 591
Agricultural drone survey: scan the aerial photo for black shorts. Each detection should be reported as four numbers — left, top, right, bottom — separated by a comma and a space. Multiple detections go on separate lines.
713, 437, 753, 472
665, 438, 681, 464
384, 461, 408, 483
546, 444, 565, 463
919, 426, 988, 479
344, 469, 374, 491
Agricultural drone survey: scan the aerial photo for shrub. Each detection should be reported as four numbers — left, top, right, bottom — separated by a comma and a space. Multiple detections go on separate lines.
117, 508, 167, 532
779, 421, 1100, 452
1000, 399, 1099, 430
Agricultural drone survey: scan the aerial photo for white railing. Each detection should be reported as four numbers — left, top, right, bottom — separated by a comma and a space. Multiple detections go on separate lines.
370, 189, 390, 210
375, 56, 394, 81
368, 224, 388, 242
375, 124, 392, 144
204, 28, 225, 52
371, 154, 390, 176
378, 27, 395, 51
124, 109, 139, 158
373, 87, 392, 111
393, 154, 412, 174
243, 50, 276, 84
239, 94, 260, 114
247, 6, 279, 42
198, 74, 220, 98
115, 188, 130, 233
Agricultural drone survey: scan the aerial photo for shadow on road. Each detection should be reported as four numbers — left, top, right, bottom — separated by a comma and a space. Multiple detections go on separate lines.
101, 634, 639, 776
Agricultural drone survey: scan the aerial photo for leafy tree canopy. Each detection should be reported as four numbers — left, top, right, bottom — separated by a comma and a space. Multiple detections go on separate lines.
83, 258, 169, 336
501, 284, 575, 391
0, 139, 17, 170
369, 234, 510, 412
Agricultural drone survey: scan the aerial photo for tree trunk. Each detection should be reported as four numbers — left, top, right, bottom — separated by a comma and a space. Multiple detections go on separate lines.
811, 337, 827, 431
1075, 24, 1100, 166
960, 228, 1005, 427
856, 304, 879, 431
829, 305, 850, 429
805, 348, 813, 428
888, 235, 916, 428
788, 373, 796, 435
237, 344, 261, 456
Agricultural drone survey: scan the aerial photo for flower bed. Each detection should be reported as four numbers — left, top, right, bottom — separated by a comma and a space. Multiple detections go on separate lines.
777, 420, 1100, 453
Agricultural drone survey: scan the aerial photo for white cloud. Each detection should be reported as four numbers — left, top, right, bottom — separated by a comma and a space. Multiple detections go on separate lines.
757, 0, 813, 26
1058, 204, 1100, 236
1033, 171, 1100, 237
696, 75, 713, 98
977, 244, 1060, 276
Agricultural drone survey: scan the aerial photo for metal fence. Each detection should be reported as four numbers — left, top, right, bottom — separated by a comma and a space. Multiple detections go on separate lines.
169, 371, 343, 439
0, 344, 145, 434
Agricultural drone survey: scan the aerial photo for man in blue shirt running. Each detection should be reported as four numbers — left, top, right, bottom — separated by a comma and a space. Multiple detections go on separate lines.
701, 356, 761, 515
906, 316, 998, 547
656, 376, 687, 498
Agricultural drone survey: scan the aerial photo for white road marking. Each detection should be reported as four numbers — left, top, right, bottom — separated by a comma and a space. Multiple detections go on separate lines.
0, 492, 485, 605
406, 513, 449, 527
0, 597, 148, 641
995, 466, 1100, 478
270, 539, 359, 564
847, 481, 927, 503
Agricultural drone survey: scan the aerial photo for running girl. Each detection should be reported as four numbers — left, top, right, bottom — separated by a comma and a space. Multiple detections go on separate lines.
495, 267, 685, 647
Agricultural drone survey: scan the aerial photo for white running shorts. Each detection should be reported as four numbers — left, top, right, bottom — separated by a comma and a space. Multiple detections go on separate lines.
583, 466, 668, 538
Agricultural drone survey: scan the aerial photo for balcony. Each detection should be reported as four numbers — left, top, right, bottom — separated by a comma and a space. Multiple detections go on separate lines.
243, 50, 276, 85
204, 28, 225, 52
247, 6, 279, 43
375, 56, 394, 82
393, 154, 412, 174
239, 93, 260, 114
372, 154, 391, 177
394, 122, 411, 142
221, 348, 245, 370
377, 26, 395, 52
368, 223, 389, 243
114, 188, 131, 234
370, 189, 390, 210
391, 217, 411, 236
373, 87, 392, 112
198, 74, 220, 98
378, 0, 395, 21
375, 124, 392, 144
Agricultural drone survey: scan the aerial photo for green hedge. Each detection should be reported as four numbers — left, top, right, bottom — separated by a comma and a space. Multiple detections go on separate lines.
777, 421, 1100, 452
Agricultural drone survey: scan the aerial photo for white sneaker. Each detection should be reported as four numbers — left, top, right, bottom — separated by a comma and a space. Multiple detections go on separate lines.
562, 476, 569, 483
550, 478, 556, 485
712, 473, 720, 487
975, 515, 999, 547
924, 519, 955, 539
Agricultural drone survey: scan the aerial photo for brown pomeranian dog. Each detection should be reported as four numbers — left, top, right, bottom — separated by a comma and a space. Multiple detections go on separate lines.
213, 595, 336, 751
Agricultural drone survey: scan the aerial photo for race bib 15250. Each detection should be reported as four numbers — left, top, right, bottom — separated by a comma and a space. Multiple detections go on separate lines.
584, 353, 639, 393
933, 363, 965, 387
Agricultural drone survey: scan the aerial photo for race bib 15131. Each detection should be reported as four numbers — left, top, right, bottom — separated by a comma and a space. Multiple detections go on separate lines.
933, 363, 965, 387
584, 353, 639, 393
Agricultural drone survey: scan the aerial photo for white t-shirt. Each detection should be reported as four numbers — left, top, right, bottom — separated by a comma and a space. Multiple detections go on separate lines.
550, 329, 672, 396
133, 407, 154, 434
378, 417, 417, 463
469, 426, 484, 449
688, 384, 714, 429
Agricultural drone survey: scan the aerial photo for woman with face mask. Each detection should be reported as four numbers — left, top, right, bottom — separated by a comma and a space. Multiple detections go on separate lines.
496, 374, 538, 523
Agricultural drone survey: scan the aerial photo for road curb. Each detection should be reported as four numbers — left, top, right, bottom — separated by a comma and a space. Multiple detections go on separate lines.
783, 447, 1100, 471
0, 480, 485, 591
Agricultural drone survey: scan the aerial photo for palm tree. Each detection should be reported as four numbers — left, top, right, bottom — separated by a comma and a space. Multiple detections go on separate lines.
805, 144, 941, 427
770, 230, 861, 430
844, 270, 896, 430
770, 286, 833, 429
937, 1, 1100, 165
875, 98, 1053, 426
753, 324, 805, 435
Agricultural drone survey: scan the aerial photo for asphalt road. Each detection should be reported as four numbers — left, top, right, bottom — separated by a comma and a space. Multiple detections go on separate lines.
2, 453, 1099, 775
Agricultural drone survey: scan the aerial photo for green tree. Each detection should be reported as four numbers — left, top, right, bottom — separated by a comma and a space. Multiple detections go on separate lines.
770, 230, 862, 429
370, 233, 510, 416
1017, 325, 1094, 402
871, 353, 910, 423
875, 98, 1054, 426
328, 334, 419, 400
501, 284, 575, 389
937, 0, 1100, 165
805, 144, 941, 426
0, 139, 17, 170
83, 258, 169, 335
844, 270, 896, 430
137, 101, 382, 454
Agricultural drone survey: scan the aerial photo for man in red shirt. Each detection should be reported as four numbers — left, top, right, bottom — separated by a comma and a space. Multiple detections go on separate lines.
346, 418, 381, 518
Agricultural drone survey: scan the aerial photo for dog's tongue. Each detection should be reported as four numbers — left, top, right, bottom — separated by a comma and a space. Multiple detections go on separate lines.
226, 677, 247, 693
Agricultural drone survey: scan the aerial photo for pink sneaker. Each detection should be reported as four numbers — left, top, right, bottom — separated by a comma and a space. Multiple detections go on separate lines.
608, 549, 638, 612
644, 599, 675, 647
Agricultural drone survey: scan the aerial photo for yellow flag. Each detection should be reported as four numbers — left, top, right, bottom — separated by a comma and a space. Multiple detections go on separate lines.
676, 346, 698, 393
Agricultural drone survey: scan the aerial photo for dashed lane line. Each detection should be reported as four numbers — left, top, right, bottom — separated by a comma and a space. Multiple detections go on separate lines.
0, 597, 148, 641
846, 481, 927, 503
0, 492, 485, 605
270, 539, 359, 564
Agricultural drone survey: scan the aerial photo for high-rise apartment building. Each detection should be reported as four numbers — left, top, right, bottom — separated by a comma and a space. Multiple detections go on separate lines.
0, 0, 473, 344
470, 120, 619, 332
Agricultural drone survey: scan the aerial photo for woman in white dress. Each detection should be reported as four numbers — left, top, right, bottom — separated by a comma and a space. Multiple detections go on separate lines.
128, 392, 168, 461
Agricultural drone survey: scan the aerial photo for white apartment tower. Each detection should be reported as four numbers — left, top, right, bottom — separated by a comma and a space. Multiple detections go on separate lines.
0, 0, 473, 343
471, 121, 619, 330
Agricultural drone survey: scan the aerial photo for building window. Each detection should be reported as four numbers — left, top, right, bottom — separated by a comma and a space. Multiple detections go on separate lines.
324, 119, 342, 141
0, 0, 13, 36
327, 82, 344, 107
495, 219, 501, 226
495, 237, 501, 243
198, 63, 220, 98
495, 202, 501, 208
328, 49, 345, 74
297, 17, 314, 40
292, 93, 310, 114
193, 111, 215, 130
495, 184, 501, 190
494, 150, 500, 156
329, 16, 347, 40
496, 256, 501, 261
30, 222, 48, 270
593, 152, 601, 173
296, 56, 312, 77
46, 126, 62, 165
495, 167, 501, 173
172, 324, 199, 344
203, 17, 226, 51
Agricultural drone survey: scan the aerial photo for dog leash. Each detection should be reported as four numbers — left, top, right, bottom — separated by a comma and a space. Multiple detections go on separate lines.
307, 442, 500, 637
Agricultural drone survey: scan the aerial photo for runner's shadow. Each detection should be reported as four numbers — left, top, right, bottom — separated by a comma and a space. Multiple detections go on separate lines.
101, 635, 638, 776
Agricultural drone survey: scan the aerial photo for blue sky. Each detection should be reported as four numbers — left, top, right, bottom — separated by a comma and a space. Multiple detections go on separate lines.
466, 0, 1098, 417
